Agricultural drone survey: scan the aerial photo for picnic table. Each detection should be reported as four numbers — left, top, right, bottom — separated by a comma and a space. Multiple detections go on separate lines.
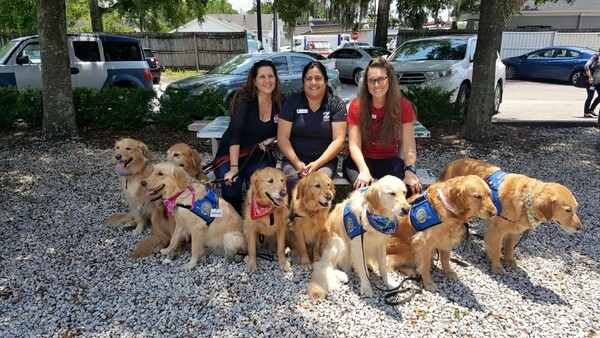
194, 116, 436, 186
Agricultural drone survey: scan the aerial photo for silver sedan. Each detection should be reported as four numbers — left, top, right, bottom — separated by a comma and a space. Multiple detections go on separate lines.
328, 47, 391, 85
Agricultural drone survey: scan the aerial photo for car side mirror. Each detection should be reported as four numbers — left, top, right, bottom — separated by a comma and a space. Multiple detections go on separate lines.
16, 55, 30, 64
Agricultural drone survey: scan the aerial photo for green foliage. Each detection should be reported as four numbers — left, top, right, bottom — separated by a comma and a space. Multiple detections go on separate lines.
402, 85, 465, 126
0, 0, 37, 35
0, 87, 20, 130
248, 1, 273, 14
0, 87, 42, 129
156, 88, 228, 130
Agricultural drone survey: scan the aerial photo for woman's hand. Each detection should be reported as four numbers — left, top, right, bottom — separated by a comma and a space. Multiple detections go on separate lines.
354, 171, 374, 189
404, 171, 422, 195
302, 162, 320, 176
224, 167, 239, 186
589, 76, 594, 84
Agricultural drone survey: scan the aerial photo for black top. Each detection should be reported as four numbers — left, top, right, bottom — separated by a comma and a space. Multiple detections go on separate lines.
279, 91, 347, 163
215, 93, 279, 163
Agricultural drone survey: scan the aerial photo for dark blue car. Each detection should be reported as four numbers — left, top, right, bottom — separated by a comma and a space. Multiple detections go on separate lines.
502, 46, 596, 85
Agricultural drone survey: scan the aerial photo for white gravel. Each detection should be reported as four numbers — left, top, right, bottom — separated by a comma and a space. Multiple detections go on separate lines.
0, 126, 599, 337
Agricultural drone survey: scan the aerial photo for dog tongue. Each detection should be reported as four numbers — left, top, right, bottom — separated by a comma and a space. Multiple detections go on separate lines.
115, 162, 125, 175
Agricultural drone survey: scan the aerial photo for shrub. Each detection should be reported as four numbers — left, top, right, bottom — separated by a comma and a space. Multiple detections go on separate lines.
15, 88, 43, 127
156, 88, 229, 130
402, 85, 465, 127
0, 87, 20, 130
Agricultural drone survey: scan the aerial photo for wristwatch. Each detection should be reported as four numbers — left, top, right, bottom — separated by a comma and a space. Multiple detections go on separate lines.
404, 165, 417, 174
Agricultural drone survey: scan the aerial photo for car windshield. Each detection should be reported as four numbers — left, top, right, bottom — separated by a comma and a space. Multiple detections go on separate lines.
388, 38, 468, 61
0, 41, 18, 64
365, 48, 389, 57
208, 54, 257, 75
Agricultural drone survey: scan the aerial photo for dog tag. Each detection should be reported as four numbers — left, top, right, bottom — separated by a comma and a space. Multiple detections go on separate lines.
297, 109, 308, 114
210, 209, 223, 217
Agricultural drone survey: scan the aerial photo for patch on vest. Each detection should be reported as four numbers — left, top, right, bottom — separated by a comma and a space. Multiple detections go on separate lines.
343, 201, 363, 239
485, 170, 507, 216
409, 192, 442, 231
189, 188, 219, 224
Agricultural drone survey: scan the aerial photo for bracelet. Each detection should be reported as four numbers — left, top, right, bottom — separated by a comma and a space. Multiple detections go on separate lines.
230, 164, 238, 167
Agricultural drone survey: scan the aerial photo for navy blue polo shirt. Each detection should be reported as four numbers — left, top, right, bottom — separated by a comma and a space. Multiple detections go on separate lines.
279, 91, 347, 163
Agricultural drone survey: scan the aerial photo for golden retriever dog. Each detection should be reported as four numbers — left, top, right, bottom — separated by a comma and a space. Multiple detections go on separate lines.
289, 172, 335, 268
105, 138, 157, 235
243, 167, 289, 272
131, 143, 208, 258
439, 158, 582, 274
307, 175, 410, 299
387, 175, 497, 292
166, 143, 209, 181
141, 162, 245, 269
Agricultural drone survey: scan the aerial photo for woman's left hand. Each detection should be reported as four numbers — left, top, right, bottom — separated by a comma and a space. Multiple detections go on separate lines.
404, 171, 422, 195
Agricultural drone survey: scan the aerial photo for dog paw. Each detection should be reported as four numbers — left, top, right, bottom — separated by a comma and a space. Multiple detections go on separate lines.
385, 277, 399, 289
360, 284, 374, 297
423, 281, 438, 293
247, 261, 258, 272
183, 262, 197, 270
491, 265, 506, 275
160, 248, 171, 256
334, 270, 349, 284
279, 260, 291, 271
505, 258, 518, 268
132, 228, 143, 235
444, 269, 459, 280
300, 259, 312, 269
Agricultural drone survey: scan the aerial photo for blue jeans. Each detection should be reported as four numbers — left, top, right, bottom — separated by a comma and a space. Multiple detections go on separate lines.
217, 155, 275, 214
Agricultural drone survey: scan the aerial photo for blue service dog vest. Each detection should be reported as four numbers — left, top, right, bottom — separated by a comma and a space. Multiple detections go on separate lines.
485, 170, 507, 216
343, 187, 399, 239
409, 192, 442, 231
181, 188, 219, 225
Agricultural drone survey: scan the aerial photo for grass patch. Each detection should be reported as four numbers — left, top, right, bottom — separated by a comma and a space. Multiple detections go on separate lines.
162, 69, 205, 80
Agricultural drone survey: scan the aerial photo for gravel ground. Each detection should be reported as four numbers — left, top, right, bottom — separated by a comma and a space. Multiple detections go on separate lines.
0, 124, 599, 337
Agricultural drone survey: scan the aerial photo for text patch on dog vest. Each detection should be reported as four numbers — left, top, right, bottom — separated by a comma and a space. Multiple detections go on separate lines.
485, 170, 507, 216
409, 192, 442, 231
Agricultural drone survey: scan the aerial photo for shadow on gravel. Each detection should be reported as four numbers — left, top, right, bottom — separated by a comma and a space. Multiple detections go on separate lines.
489, 267, 569, 306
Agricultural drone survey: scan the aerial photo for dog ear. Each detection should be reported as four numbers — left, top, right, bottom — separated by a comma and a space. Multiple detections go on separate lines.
295, 177, 305, 201
174, 166, 190, 190
251, 170, 261, 200
364, 184, 382, 212
191, 149, 202, 175
535, 193, 556, 220
138, 142, 157, 161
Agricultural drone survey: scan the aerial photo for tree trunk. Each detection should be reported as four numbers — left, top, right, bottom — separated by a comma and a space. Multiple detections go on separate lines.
374, 0, 390, 49
38, 0, 78, 139
463, 0, 505, 142
89, 0, 103, 32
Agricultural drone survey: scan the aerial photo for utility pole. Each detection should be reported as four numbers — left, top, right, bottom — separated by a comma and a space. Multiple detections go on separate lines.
272, 11, 278, 52
257, 0, 263, 50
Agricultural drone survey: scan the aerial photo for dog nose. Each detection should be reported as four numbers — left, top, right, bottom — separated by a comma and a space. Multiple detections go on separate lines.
141, 180, 147, 187
401, 206, 410, 215
326, 193, 333, 201
280, 190, 287, 197
488, 210, 497, 217
115, 154, 122, 160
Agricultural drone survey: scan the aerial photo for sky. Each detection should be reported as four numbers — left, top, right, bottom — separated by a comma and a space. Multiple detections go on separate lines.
228, 0, 253, 13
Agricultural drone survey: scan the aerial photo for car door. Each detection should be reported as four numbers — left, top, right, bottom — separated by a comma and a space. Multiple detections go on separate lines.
329, 49, 351, 79
12, 41, 43, 88
545, 48, 580, 81
270, 55, 293, 95
70, 36, 106, 89
346, 49, 364, 76
289, 55, 313, 95
523, 48, 555, 79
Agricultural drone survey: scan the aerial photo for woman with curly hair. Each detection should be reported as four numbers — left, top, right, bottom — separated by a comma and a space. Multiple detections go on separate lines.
342, 56, 422, 195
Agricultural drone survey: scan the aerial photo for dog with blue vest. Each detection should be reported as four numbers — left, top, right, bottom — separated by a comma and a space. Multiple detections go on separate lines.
387, 175, 497, 292
439, 158, 582, 275
141, 161, 246, 270
307, 175, 410, 299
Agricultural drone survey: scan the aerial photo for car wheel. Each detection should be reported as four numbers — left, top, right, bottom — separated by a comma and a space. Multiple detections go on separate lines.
569, 70, 586, 86
493, 81, 503, 115
457, 82, 470, 105
153, 77, 160, 84
353, 69, 363, 86
505, 65, 517, 80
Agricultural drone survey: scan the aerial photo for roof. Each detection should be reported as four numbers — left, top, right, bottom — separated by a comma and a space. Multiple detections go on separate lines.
521, 0, 600, 12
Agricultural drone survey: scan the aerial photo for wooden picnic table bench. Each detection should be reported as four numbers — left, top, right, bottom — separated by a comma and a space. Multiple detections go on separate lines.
191, 116, 436, 186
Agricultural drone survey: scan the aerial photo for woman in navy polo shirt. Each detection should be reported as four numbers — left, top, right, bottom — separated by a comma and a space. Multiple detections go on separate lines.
277, 61, 347, 190
215, 60, 283, 213
343, 57, 422, 196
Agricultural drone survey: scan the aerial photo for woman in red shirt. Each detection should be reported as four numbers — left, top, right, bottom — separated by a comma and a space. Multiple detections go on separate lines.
343, 57, 422, 195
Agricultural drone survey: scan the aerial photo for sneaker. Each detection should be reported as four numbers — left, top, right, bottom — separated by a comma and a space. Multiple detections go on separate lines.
584, 113, 595, 118
590, 111, 599, 117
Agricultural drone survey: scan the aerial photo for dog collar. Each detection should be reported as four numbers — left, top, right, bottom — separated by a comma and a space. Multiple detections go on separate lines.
162, 187, 192, 215
436, 189, 457, 215
409, 191, 442, 231
250, 196, 274, 220
526, 185, 542, 228
366, 211, 398, 235
485, 170, 508, 216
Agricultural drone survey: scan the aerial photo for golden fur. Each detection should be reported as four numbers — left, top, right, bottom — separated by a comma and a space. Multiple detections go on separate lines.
289, 172, 335, 267
243, 167, 290, 272
307, 176, 410, 299
104, 138, 157, 235
387, 175, 497, 292
439, 158, 582, 274
142, 162, 245, 269
166, 143, 209, 181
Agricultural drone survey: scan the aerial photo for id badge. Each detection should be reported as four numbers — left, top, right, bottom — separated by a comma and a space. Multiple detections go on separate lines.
297, 109, 308, 114
210, 209, 224, 217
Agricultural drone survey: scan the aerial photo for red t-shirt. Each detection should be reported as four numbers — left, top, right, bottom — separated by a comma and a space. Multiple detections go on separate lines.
347, 97, 416, 159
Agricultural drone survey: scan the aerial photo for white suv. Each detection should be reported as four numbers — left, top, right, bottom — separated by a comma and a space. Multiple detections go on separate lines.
0, 34, 153, 89
387, 35, 505, 112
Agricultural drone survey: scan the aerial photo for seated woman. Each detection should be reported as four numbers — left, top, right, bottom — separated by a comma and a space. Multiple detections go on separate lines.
343, 57, 422, 196
215, 60, 283, 213
277, 61, 347, 191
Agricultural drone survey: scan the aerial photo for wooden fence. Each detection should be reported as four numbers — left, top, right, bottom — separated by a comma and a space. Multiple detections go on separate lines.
0, 32, 248, 70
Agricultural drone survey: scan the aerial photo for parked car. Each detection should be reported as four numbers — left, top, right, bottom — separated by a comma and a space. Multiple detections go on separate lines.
0, 34, 153, 89
338, 41, 371, 49
143, 48, 162, 84
501, 46, 596, 85
164, 52, 342, 101
387, 34, 506, 112
294, 51, 337, 72
328, 47, 391, 85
